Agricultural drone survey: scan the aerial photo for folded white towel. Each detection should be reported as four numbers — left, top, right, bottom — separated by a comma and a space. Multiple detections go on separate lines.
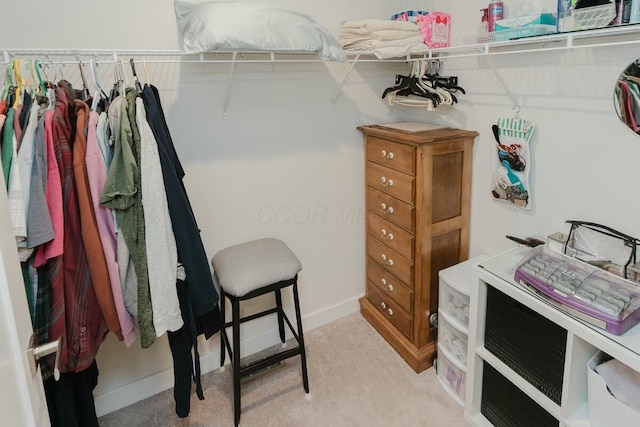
341, 19, 419, 34
373, 42, 429, 60
343, 35, 425, 52
340, 29, 421, 47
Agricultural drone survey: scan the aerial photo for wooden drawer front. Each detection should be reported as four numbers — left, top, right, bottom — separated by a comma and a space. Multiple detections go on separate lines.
367, 238, 413, 286
367, 284, 412, 340
366, 187, 414, 232
366, 136, 415, 175
367, 212, 414, 260
367, 259, 413, 312
367, 162, 414, 204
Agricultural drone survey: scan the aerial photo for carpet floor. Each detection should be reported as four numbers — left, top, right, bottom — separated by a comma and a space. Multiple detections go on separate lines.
98, 312, 468, 427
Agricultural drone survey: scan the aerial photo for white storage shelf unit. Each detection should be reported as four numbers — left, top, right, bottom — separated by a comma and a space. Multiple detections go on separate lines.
465, 247, 640, 427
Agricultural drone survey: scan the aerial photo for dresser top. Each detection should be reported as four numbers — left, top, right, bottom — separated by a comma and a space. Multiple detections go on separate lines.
358, 122, 478, 145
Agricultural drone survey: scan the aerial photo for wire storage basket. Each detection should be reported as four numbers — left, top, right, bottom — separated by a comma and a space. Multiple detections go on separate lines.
573, 2, 616, 30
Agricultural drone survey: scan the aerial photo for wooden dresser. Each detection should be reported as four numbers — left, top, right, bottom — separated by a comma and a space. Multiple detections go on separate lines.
358, 123, 478, 373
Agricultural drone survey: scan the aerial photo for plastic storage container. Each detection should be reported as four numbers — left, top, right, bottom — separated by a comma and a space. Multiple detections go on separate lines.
438, 314, 468, 365
436, 255, 487, 405
587, 352, 640, 427
438, 255, 487, 331
514, 245, 640, 335
436, 344, 466, 405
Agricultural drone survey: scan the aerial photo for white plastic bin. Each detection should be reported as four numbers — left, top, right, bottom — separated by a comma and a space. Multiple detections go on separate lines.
436, 344, 466, 405
438, 313, 468, 365
588, 352, 640, 427
438, 255, 487, 331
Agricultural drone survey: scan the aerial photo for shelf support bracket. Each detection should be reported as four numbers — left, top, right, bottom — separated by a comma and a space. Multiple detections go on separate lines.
330, 53, 361, 107
223, 51, 238, 117
483, 55, 521, 114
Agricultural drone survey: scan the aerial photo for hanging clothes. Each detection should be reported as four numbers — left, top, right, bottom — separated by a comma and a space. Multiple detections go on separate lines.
0, 60, 223, 422
135, 97, 183, 337
73, 100, 124, 342
86, 109, 137, 347
44, 361, 100, 427
100, 90, 156, 348
52, 82, 108, 374
1, 108, 16, 187
141, 84, 221, 417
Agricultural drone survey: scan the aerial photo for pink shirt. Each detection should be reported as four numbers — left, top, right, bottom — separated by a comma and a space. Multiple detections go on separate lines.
34, 111, 64, 267
86, 111, 136, 347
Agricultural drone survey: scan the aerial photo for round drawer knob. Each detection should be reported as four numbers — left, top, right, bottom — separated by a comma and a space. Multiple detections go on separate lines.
380, 177, 394, 187
380, 254, 393, 266
381, 302, 387, 309
387, 284, 394, 292
380, 229, 394, 240
387, 308, 394, 316
381, 278, 387, 286
380, 203, 394, 215
381, 150, 395, 160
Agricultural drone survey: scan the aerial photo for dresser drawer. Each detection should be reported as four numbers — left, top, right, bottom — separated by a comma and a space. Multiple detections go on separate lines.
367, 283, 412, 340
367, 162, 414, 204
367, 238, 413, 286
366, 136, 415, 175
366, 187, 414, 232
367, 211, 414, 260
367, 258, 413, 312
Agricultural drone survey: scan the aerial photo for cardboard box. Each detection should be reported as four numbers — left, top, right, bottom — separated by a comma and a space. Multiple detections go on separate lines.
587, 352, 640, 427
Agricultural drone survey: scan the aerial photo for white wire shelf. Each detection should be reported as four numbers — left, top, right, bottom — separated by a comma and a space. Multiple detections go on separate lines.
426, 23, 640, 59
3, 24, 639, 113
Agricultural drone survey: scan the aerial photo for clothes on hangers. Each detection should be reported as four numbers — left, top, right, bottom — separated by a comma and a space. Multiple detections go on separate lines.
0, 58, 221, 422
141, 83, 221, 417
615, 75, 640, 133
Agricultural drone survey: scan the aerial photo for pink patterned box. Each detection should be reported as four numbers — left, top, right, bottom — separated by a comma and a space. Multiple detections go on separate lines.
417, 12, 451, 48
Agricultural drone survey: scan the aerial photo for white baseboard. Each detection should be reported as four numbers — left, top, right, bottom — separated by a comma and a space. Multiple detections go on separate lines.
95, 294, 363, 417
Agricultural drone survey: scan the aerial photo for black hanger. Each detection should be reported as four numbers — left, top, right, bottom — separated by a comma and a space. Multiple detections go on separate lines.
130, 58, 142, 92
77, 60, 90, 102
382, 74, 441, 105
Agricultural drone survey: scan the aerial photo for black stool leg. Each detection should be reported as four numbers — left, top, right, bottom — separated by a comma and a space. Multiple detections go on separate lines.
292, 282, 309, 393
220, 288, 227, 367
232, 298, 242, 427
275, 289, 286, 344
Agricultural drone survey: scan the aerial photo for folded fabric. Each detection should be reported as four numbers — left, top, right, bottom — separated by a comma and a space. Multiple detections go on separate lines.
372, 42, 429, 60
344, 35, 425, 52
341, 19, 419, 34
340, 28, 420, 46
596, 359, 640, 412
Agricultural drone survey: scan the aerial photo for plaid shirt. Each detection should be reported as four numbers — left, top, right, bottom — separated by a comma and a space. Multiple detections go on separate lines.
49, 84, 107, 373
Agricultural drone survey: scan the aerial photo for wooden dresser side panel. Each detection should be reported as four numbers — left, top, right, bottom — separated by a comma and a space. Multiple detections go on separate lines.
414, 138, 474, 349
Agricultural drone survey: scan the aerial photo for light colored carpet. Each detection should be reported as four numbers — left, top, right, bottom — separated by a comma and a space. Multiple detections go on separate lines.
99, 313, 468, 427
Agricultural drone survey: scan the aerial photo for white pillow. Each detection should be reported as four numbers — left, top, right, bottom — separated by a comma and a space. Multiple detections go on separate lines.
174, 1, 346, 62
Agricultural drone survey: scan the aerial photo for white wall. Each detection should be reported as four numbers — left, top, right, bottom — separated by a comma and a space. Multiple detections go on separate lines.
0, 0, 408, 417
2, 0, 639, 419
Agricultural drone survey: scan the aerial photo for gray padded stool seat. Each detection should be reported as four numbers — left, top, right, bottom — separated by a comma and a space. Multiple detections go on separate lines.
212, 238, 309, 427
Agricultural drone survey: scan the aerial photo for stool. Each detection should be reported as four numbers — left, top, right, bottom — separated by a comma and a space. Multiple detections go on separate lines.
211, 238, 309, 427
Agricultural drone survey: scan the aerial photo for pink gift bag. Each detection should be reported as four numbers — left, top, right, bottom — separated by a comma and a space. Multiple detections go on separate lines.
417, 12, 451, 48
